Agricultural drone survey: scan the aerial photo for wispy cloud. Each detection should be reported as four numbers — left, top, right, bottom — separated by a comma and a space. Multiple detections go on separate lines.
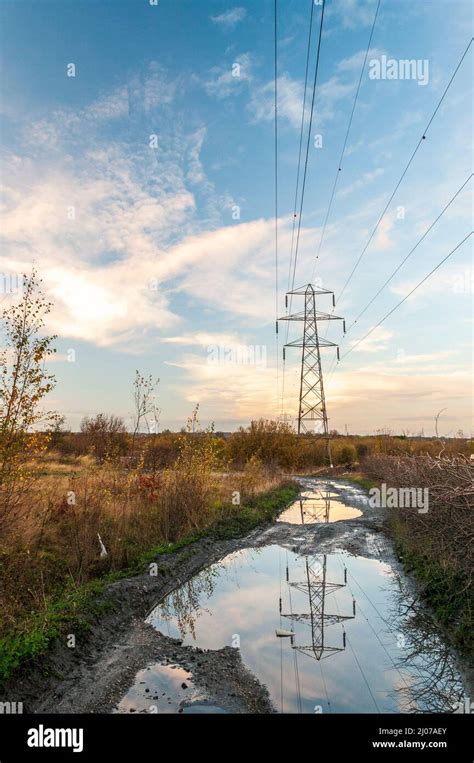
248, 73, 303, 129
336, 48, 386, 72
349, 327, 394, 353
337, 168, 384, 199
210, 7, 247, 28
161, 332, 241, 347
0, 67, 226, 348
201, 52, 254, 99
326, 0, 380, 31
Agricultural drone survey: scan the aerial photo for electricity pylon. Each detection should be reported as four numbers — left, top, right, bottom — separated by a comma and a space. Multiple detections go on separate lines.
281, 555, 356, 661
279, 283, 345, 465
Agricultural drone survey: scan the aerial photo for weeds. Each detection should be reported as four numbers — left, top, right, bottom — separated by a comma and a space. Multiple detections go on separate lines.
365, 453, 473, 658
0, 481, 298, 685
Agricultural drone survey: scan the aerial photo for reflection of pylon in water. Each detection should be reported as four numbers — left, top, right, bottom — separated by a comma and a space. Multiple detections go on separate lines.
297, 487, 331, 524
280, 555, 356, 661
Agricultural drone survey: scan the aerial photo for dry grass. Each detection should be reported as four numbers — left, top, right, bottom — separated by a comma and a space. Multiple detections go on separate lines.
365, 452, 474, 655
0, 451, 284, 638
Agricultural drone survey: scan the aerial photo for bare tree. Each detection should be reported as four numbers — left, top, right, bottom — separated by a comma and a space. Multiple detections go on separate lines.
131, 371, 160, 449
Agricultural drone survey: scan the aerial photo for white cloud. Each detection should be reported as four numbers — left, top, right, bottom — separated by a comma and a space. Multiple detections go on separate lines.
161, 332, 241, 347
0, 69, 224, 348
389, 258, 473, 300
168, 353, 278, 420
336, 48, 385, 72
393, 350, 458, 364
0, 130, 323, 347
210, 7, 247, 28
349, 326, 394, 353
373, 213, 396, 251
247, 70, 357, 130
24, 65, 178, 154
248, 73, 303, 129
84, 86, 130, 122
326, 0, 380, 31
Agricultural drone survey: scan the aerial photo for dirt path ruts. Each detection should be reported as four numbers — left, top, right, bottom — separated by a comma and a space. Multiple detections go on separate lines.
3, 477, 470, 713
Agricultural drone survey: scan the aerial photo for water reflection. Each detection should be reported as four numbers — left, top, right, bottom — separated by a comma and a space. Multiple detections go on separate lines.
278, 486, 362, 525
146, 546, 465, 713
279, 555, 355, 661
116, 663, 195, 714
385, 584, 465, 713
158, 564, 220, 640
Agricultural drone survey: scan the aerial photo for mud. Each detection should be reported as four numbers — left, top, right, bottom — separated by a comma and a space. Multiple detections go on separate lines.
2, 476, 471, 713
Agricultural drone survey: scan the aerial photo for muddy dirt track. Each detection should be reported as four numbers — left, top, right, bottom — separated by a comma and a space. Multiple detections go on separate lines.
4, 478, 472, 714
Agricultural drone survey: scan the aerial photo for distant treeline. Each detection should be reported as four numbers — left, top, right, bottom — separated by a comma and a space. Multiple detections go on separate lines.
48, 417, 471, 470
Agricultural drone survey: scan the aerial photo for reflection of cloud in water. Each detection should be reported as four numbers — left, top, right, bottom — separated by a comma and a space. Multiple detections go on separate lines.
146, 546, 466, 713
117, 664, 195, 714
278, 484, 363, 525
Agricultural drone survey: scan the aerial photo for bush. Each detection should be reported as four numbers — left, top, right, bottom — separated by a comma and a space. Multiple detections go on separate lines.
365, 453, 474, 656
335, 444, 357, 466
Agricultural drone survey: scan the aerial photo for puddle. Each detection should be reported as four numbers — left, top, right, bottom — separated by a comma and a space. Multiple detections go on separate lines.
182, 703, 227, 714
116, 663, 194, 713
278, 479, 365, 525
144, 545, 464, 713
116, 663, 227, 714
278, 494, 362, 524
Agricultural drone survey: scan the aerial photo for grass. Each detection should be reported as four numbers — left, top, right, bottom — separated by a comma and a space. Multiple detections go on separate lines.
0, 578, 114, 683
310, 469, 377, 493
342, 473, 377, 492
0, 480, 299, 687
391, 521, 473, 658
210, 483, 298, 539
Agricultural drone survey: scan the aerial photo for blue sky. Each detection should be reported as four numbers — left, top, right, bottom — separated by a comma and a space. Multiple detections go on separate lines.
0, 0, 472, 435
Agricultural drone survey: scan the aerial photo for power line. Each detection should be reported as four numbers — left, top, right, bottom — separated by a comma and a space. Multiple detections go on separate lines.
344, 173, 473, 334
332, 563, 384, 712
282, 0, 324, 416
336, 559, 413, 698
340, 232, 472, 360
286, 551, 303, 713
274, 0, 280, 414
346, 633, 382, 712
290, 0, 326, 294
337, 37, 473, 305
311, 0, 381, 280
344, 568, 447, 710
287, 0, 316, 293
318, 659, 331, 713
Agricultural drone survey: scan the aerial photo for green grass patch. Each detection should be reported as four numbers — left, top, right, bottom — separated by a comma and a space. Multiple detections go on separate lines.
0, 579, 112, 683
342, 473, 377, 492
210, 483, 299, 540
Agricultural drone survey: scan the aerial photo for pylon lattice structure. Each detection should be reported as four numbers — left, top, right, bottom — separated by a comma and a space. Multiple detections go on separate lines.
281, 555, 355, 661
278, 487, 356, 662
279, 284, 345, 464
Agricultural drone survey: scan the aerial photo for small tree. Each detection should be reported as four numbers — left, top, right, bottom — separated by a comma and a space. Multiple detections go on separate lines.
0, 271, 59, 533
80, 413, 128, 463
161, 406, 219, 539
131, 370, 160, 466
